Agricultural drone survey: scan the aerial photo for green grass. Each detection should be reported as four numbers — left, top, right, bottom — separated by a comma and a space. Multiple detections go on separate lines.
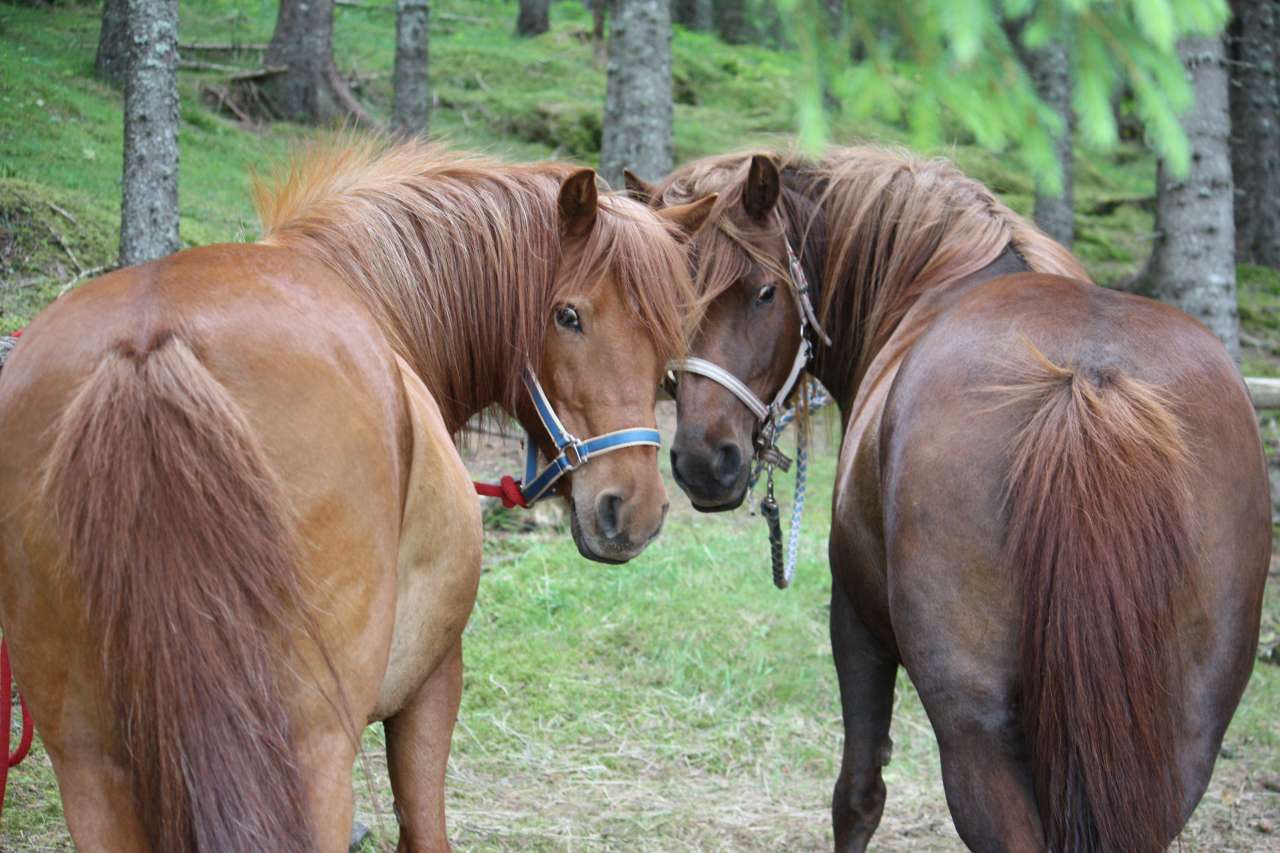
2, 2, 1278, 850
5, 414, 1278, 850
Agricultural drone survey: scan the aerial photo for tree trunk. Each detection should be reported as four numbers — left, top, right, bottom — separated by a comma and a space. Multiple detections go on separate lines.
516, 0, 550, 36
95, 0, 129, 87
1025, 40, 1075, 247
672, 0, 712, 30
262, 0, 370, 125
600, 0, 674, 189
1144, 36, 1239, 360
1229, 0, 1280, 267
392, 0, 430, 137
713, 0, 747, 44
591, 0, 608, 65
119, 0, 180, 267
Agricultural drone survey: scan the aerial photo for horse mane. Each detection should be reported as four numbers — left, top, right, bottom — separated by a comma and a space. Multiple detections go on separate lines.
654, 144, 1090, 403
253, 134, 692, 431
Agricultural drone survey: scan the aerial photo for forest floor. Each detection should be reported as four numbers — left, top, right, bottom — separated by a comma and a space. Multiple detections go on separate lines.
1, 1, 1278, 851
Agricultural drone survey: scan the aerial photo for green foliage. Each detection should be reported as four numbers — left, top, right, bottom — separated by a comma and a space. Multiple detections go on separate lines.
781, 0, 1229, 192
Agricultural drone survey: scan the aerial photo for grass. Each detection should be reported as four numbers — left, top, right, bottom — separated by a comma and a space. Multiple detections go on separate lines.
1, 1, 1278, 850
5, 412, 1278, 851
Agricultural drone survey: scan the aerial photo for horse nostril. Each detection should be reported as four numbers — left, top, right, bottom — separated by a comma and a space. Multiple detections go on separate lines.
596, 492, 624, 541
670, 449, 692, 489
711, 443, 742, 488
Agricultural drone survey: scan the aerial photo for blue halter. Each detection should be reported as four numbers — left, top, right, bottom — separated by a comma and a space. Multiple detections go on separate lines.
517, 368, 662, 504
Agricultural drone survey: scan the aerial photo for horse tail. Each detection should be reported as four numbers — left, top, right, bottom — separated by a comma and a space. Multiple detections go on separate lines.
1001, 342, 1193, 853
39, 333, 318, 852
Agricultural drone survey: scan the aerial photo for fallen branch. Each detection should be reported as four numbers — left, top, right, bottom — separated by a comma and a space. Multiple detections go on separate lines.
437, 11, 490, 24
180, 59, 246, 74
42, 219, 82, 275
336, 0, 394, 10
228, 65, 288, 82
45, 201, 77, 226
179, 41, 268, 52
58, 264, 112, 297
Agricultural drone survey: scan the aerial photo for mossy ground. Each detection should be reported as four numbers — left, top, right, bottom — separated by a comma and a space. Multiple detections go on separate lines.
1, 2, 1277, 850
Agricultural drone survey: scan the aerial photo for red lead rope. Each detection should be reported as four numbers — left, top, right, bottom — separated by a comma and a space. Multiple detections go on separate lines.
1, 639, 35, 817
473, 475, 528, 509
0, 330, 36, 815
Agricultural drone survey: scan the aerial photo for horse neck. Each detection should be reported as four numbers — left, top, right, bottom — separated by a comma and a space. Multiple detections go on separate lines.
353, 185, 560, 435
796, 188, 1029, 418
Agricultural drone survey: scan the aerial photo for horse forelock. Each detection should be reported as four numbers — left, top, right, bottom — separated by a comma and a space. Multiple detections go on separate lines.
252, 133, 693, 430
653, 153, 793, 314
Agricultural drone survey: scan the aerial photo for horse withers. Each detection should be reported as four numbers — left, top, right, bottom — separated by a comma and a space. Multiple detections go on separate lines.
634, 147, 1270, 852
0, 137, 714, 852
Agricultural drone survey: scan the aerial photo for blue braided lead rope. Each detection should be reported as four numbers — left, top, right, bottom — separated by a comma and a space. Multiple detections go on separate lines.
746, 378, 830, 589
778, 429, 808, 589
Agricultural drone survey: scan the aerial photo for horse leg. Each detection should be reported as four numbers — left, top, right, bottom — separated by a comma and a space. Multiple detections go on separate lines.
294, 721, 361, 852
912, 678, 1046, 852
829, 575, 897, 853
46, 746, 147, 851
384, 640, 463, 853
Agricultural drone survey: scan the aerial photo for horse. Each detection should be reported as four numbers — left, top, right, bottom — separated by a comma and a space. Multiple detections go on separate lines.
629, 147, 1271, 852
0, 136, 714, 852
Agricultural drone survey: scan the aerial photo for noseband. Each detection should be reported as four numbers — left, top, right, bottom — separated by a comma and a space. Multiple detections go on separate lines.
475, 368, 662, 508
518, 369, 662, 504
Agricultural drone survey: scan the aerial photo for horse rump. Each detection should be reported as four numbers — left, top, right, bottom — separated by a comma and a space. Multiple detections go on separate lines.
39, 333, 319, 853
1000, 342, 1193, 853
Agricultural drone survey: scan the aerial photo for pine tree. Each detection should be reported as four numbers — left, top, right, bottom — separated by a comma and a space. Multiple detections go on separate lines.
261, 0, 370, 125
600, 0, 674, 188
1229, 0, 1280, 267
1143, 35, 1239, 358
517, 0, 551, 36
119, 0, 180, 266
392, 0, 431, 137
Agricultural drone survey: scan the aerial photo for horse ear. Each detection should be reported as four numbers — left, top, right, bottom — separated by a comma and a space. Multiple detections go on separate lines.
743, 154, 780, 222
558, 168, 599, 241
623, 168, 657, 204
657, 194, 718, 243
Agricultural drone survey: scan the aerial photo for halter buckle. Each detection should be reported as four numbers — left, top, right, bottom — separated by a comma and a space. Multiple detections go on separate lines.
561, 439, 587, 471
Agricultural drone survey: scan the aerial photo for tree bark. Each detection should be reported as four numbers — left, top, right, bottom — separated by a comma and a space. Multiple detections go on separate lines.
600, 0, 674, 189
95, 0, 129, 87
713, 0, 747, 44
262, 0, 370, 125
1229, 0, 1280, 267
119, 0, 180, 267
516, 0, 550, 36
1144, 36, 1239, 360
1025, 40, 1075, 247
672, 0, 712, 30
392, 0, 430, 136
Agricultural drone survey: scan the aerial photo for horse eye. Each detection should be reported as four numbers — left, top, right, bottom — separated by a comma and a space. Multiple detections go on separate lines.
555, 305, 582, 331
755, 285, 777, 306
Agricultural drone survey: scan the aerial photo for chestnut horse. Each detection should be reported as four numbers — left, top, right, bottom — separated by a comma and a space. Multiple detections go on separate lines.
632, 147, 1271, 852
0, 138, 713, 852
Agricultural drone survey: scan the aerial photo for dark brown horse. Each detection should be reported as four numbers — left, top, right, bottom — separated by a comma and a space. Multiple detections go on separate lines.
0, 137, 712, 852
631, 147, 1271, 852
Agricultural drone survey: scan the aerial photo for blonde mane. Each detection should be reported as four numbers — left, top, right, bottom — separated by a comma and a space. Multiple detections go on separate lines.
654, 144, 1090, 401
254, 135, 693, 431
